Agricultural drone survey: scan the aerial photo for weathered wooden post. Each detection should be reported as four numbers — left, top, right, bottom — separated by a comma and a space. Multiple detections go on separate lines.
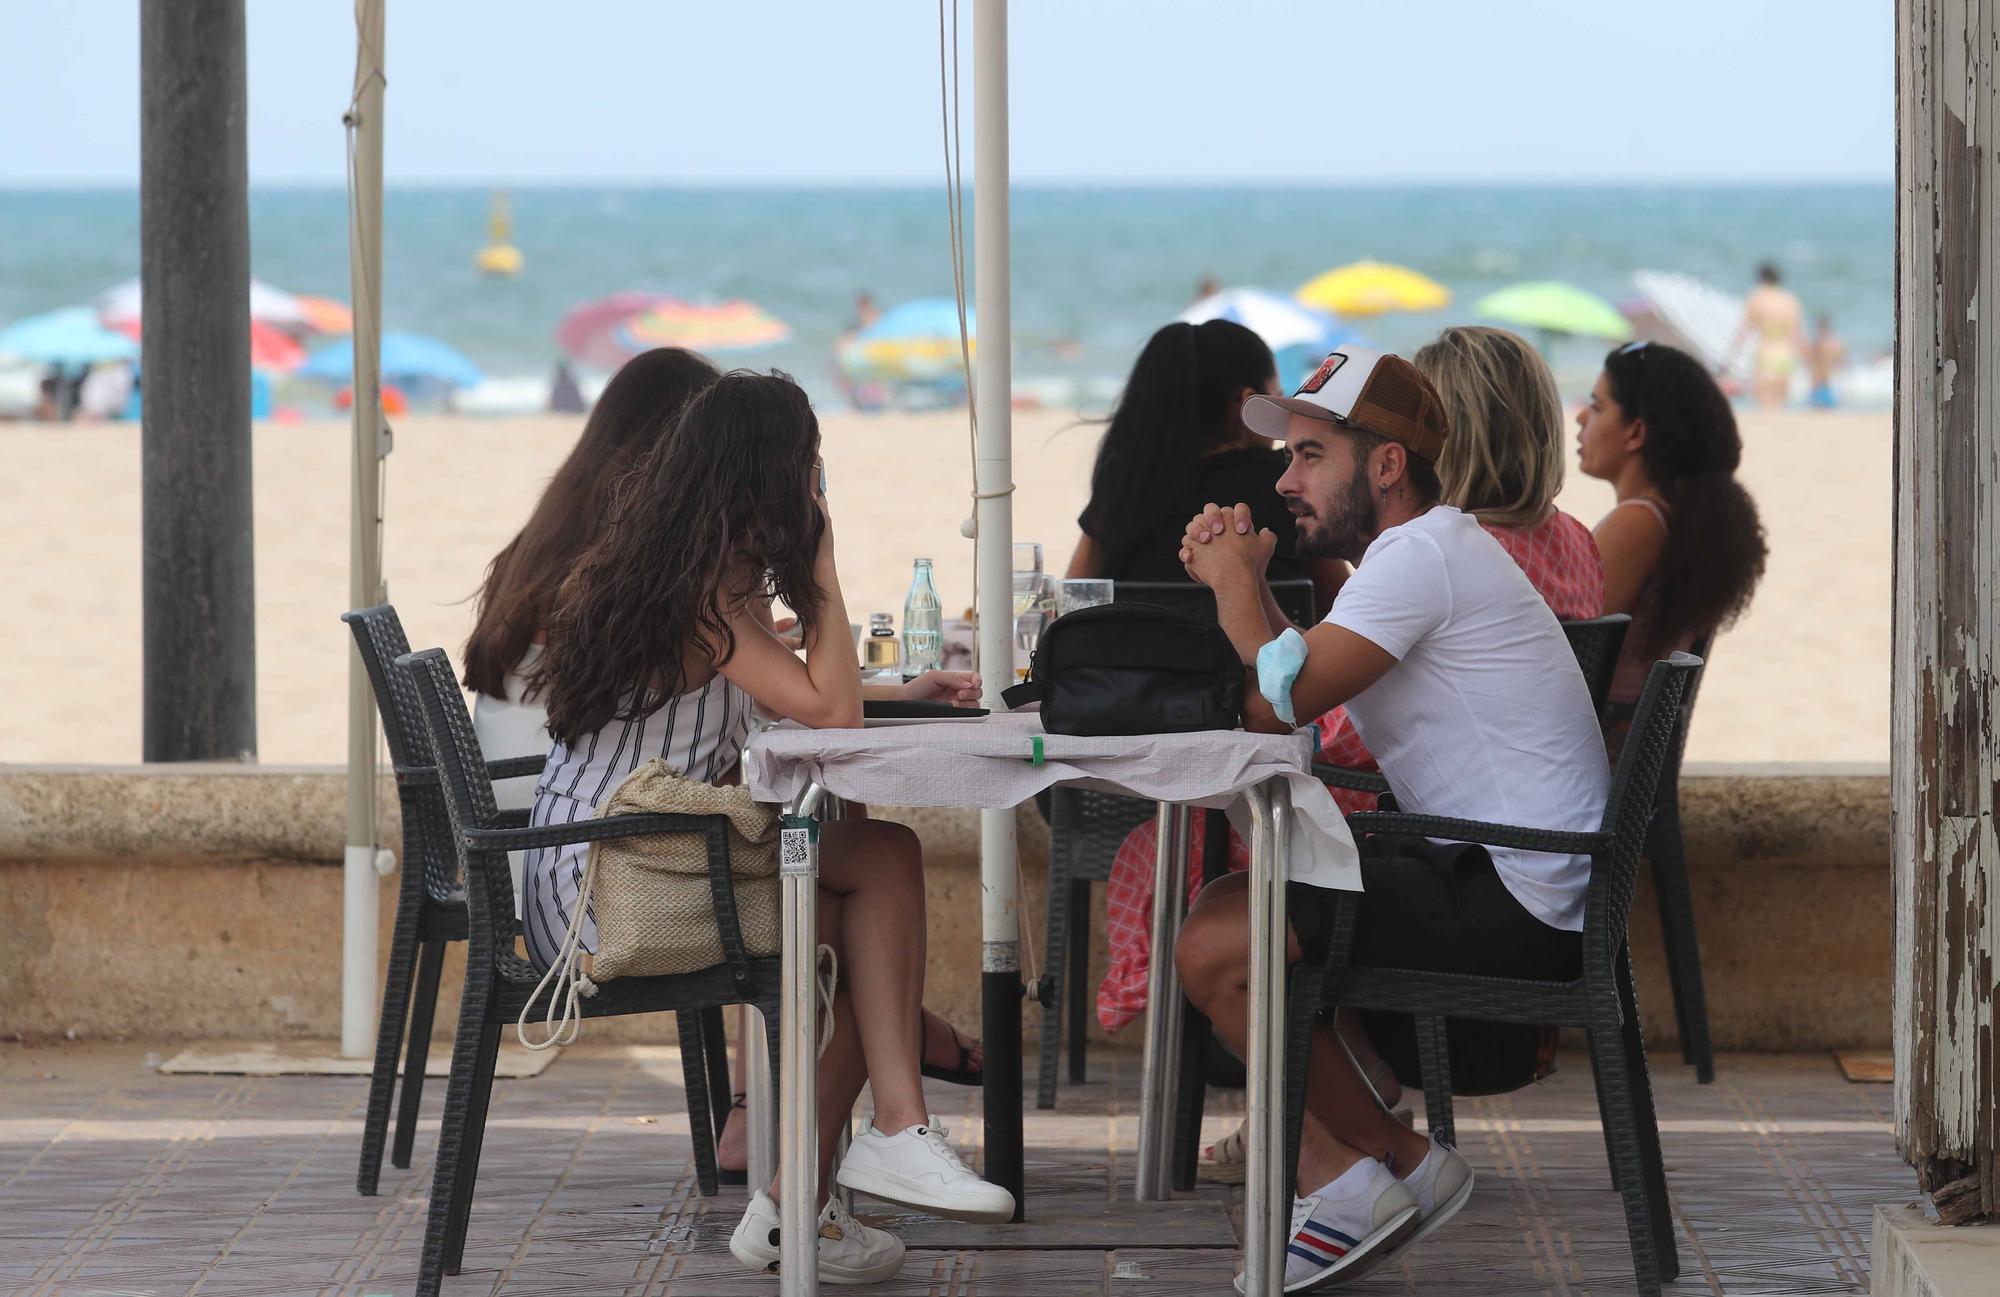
139, 0, 257, 762
1892, 0, 1998, 1227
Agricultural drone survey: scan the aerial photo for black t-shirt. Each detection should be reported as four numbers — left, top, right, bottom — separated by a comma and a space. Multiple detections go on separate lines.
1080, 446, 1306, 584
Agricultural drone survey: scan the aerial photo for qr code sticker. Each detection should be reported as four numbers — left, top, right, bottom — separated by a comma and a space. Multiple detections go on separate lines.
780, 827, 812, 875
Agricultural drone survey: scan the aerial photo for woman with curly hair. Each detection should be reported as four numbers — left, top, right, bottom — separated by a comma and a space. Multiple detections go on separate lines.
526, 371, 1012, 1283
1577, 341, 1767, 704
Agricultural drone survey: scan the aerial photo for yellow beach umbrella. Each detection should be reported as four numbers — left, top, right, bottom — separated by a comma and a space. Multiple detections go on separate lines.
1296, 260, 1450, 317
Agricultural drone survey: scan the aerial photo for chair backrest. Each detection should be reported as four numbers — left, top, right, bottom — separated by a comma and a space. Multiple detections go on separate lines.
1112, 577, 1316, 627
1561, 614, 1631, 718
341, 605, 462, 904
395, 646, 521, 949
1583, 651, 1702, 965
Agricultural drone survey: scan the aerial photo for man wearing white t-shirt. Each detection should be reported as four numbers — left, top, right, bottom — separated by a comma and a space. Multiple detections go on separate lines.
1174, 346, 1610, 1291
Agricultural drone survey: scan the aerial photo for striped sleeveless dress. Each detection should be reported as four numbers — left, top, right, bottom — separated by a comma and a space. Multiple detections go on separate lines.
520, 672, 757, 971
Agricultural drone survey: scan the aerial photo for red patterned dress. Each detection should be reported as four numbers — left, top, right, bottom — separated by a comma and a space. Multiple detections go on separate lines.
1093, 509, 1605, 1033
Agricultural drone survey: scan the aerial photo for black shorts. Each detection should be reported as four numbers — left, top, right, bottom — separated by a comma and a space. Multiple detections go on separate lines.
1287, 834, 1582, 1096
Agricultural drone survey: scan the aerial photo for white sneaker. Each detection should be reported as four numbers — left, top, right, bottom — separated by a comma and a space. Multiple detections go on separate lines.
1393, 1132, 1475, 1250
728, 1189, 905, 1285
1234, 1159, 1419, 1293
835, 1116, 1016, 1223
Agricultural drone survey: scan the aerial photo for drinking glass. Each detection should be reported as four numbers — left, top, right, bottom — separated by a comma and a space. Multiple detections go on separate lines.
1014, 574, 1056, 680
1012, 542, 1044, 577
1056, 578, 1114, 616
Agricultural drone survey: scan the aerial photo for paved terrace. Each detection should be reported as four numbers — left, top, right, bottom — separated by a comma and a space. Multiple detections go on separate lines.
2, 1043, 1906, 1296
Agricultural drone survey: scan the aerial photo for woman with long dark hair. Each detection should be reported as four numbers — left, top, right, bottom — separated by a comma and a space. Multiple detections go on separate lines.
466, 347, 720, 795
1577, 340, 1767, 702
527, 371, 1011, 1283
1066, 319, 1346, 612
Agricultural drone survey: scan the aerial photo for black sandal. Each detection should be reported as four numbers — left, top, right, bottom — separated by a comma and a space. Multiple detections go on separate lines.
717, 1092, 747, 1185
920, 1019, 984, 1087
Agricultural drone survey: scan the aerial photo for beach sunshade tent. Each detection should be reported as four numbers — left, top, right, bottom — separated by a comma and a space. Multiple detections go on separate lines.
1473, 280, 1633, 341
1295, 259, 1450, 317
1631, 269, 1752, 381
838, 296, 977, 383
0, 306, 141, 368
300, 330, 483, 390
97, 277, 314, 332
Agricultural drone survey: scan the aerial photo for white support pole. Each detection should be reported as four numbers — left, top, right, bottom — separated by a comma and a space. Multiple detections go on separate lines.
342, 0, 387, 1059
973, 0, 1024, 1208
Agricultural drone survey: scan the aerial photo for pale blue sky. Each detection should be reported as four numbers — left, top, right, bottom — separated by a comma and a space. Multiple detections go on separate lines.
1, 1, 1891, 186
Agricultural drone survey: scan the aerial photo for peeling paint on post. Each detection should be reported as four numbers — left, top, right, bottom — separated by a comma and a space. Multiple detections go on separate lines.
1894, 0, 1999, 1223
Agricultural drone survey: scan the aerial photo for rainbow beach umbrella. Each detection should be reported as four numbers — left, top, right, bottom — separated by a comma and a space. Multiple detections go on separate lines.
1295, 260, 1450, 318
556, 294, 789, 369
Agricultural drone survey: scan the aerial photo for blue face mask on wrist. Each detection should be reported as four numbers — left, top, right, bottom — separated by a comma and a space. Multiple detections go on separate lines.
1255, 627, 1309, 726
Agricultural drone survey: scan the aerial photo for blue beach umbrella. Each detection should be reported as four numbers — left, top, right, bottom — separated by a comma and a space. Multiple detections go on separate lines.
1177, 287, 1367, 391
0, 307, 141, 368
839, 297, 976, 384
299, 331, 485, 390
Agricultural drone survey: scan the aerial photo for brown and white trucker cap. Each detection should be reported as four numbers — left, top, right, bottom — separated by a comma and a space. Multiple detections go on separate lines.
1241, 345, 1449, 463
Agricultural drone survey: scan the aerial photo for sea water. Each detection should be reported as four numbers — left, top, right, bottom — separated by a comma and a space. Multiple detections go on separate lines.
0, 184, 1890, 408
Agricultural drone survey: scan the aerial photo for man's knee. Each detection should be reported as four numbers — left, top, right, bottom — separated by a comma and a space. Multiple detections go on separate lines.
1175, 906, 1244, 995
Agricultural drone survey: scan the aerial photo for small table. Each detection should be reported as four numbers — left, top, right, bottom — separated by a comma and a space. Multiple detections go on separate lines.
743, 713, 1359, 1297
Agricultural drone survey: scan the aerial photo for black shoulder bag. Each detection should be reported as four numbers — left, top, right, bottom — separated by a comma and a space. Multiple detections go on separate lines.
1004, 602, 1244, 736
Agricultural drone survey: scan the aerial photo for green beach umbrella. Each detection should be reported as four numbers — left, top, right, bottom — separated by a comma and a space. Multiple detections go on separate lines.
1473, 280, 1633, 341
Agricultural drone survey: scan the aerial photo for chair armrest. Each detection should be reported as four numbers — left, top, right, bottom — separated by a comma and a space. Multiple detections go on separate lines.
495, 808, 531, 829
1343, 811, 1610, 855
464, 811, 725, 853
485, 753, 548, 781
1311, 762, 1391, 795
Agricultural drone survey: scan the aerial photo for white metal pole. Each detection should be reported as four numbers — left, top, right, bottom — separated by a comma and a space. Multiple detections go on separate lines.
972, 0, 1024, 1208
342, 0, 387, 1059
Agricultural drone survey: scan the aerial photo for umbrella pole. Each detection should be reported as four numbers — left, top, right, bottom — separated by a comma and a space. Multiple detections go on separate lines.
973, 0, 1025, 1219
342, 0, 387, 1059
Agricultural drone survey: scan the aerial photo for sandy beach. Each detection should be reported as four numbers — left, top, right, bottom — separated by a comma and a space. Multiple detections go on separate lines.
0, 406, 1887, 766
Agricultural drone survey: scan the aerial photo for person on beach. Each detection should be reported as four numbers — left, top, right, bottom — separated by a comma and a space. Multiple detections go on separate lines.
1098, 329, 1606, 1155
1577, 341, 1766, 708
1805, 314, 1847, 409
1170, 346, 1610, 1288
464, 349, 983, 1195
1066, 318, 1347, 616
525, 370, 1012, 1284
1724, 262, 1806, 407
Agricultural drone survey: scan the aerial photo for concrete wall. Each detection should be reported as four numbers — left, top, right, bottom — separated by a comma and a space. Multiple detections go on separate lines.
0, 763, 1888, 1052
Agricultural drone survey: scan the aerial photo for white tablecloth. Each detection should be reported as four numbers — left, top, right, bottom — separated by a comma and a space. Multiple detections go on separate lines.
741, 713, 1360, 891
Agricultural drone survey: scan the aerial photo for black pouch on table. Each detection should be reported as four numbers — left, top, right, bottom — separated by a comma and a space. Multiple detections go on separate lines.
1005, 602, 1243, 737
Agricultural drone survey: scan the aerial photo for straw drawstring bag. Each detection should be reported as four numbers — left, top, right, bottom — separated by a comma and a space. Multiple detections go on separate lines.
520, 759, 784, 1049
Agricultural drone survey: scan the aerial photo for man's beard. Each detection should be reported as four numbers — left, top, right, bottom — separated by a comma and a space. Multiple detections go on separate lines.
1293, 470, 1377, 563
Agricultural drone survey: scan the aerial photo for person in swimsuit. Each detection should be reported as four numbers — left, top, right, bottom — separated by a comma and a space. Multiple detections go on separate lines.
1805, 314, 1847, 410
1577, 341, 1768, 705
1726, 262, 1806, 408
525, 370, 1013, 1284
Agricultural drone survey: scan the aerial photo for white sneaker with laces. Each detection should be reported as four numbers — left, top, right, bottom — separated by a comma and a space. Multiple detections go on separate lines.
1234, 1158, 1419, 1293
728, 1189, 905, 1285
835, 1116, 1016, 1223
1393, 1132, 1475, 1249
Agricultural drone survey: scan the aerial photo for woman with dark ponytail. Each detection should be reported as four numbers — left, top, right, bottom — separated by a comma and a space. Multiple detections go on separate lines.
1576, 341, 1768, 703
1067, 319, 1345, 611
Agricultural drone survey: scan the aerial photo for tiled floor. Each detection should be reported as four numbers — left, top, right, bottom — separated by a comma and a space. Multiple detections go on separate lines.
0, 1042, 1909, 1295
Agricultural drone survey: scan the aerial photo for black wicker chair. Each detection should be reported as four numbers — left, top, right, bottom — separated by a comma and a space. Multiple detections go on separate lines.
1609, 631, 1717, 1082
1271, 653, 1701, 1296
395, 646, 781, 1297
342, 606, 550, 1195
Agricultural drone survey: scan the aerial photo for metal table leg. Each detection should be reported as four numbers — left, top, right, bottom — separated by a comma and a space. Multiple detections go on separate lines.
1134, 802, 1193, 1199
779, 784, 828, 1297
745, 1006, 775, 1192
1242, 780, 1292, 1295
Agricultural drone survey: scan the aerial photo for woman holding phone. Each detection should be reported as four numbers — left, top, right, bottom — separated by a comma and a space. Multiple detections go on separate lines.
527, 371, 1008, 1283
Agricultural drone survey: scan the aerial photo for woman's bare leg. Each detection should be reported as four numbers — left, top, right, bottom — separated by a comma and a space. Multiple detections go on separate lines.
815, 819, 929, 1134
1176, 874, 1429, 1189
